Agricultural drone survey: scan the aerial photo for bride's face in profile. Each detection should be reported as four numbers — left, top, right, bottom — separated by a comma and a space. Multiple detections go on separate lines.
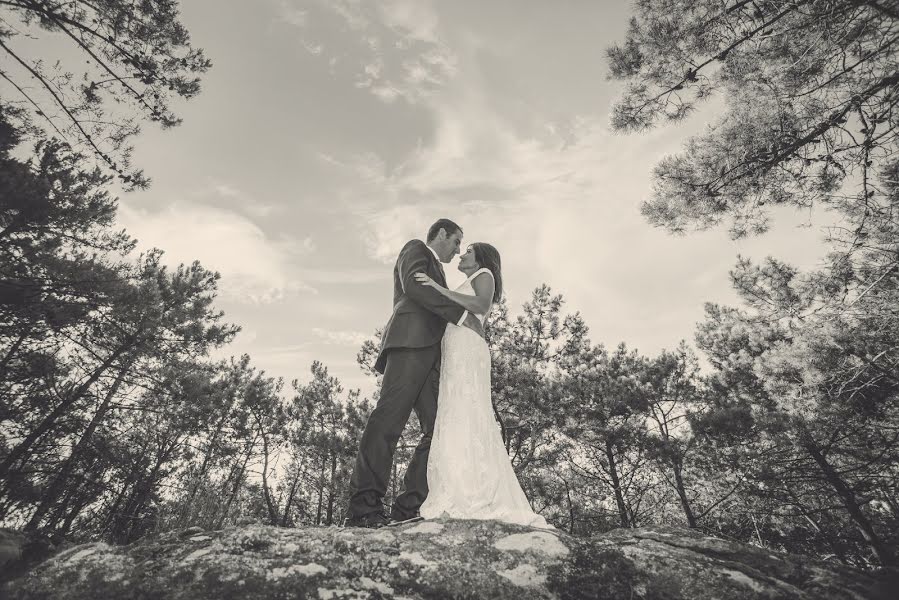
457, 245, 478, 272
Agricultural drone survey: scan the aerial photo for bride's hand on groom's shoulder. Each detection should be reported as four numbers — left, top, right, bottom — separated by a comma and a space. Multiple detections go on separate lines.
414, 272, 437, 288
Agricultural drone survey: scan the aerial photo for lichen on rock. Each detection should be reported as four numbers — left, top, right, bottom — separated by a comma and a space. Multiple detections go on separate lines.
2, 521, 894, 600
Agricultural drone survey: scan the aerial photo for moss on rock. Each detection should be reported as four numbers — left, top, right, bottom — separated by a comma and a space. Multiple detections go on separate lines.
2, 522, 894, 600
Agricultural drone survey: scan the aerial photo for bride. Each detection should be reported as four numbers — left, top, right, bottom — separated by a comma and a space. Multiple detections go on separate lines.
412, 243, 550, 528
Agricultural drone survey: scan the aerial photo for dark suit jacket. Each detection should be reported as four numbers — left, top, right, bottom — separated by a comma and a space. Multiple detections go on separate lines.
374, 239, 466, 374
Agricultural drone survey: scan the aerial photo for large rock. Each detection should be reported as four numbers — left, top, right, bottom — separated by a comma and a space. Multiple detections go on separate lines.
2, 520, 893, 599
0, 528, 56, 583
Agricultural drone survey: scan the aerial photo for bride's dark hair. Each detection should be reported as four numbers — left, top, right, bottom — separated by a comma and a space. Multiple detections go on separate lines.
471, 242, 503, 301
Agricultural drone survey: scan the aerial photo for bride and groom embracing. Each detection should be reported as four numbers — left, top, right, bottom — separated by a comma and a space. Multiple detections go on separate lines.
344, 218, 550, 529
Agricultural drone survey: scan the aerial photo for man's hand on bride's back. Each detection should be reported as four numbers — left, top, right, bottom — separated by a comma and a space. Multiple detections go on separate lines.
462, 313, 485, 339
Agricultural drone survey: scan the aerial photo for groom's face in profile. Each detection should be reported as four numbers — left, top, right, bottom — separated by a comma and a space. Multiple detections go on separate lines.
435, 228, 463, 263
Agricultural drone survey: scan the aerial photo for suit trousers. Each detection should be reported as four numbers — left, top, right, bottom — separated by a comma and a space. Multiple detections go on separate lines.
347, 343, 441, 520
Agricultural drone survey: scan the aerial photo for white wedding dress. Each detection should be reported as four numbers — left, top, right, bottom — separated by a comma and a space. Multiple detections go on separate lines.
420, 268, 550, 528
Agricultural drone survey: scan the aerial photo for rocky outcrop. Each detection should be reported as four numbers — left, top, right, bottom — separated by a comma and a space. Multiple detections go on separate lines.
1, 528, 56, 584
2, 520, 894, 599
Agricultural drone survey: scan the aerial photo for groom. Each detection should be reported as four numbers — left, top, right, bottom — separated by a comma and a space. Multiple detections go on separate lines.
345, 218, 485, 527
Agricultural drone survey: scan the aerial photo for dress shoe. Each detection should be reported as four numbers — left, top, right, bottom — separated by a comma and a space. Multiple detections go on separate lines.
387, 511, 423, 526
342, 511, 390, 529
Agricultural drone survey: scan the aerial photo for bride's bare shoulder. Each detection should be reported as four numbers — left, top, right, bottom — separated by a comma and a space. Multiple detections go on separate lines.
470, 269, 495, 296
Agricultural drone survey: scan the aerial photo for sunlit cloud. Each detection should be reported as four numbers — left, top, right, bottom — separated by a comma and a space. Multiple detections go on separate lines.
118, 202, 317, 304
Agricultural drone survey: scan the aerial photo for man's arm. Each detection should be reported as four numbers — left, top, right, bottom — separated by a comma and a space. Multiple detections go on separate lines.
415, 271, 493, 315
396, 241, 466, 324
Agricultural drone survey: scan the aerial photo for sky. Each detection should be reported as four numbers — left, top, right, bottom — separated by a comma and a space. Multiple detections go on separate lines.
75, 0, 834, 396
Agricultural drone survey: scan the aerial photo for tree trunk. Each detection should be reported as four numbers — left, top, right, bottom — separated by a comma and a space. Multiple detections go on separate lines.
326, 452, 337, 525
260, 431, 279, 525
295, 460, 314, 524
672, 462, 698, 528
180, 400, 235, 526
281, 471, 301, 527
210, 461, 241, 525
117, 437, 180, 543
99, 464, 140, 540
26, 360, 131, 531
315, 456, 325, 525
215, 442, 254, 530
515, 429, 541, 472
803, 437, 895, 567
493, 406, 508, 446
46, 477, 80, 533
564, 479, 576, 534
0, 325, 31, 374
793, 499, 851, 565
57, 491, 95, 539
604, 439, 630, 528
0, 342, 131, 480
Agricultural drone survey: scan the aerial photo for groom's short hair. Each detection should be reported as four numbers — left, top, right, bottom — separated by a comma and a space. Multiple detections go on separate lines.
427, 218, 462, 242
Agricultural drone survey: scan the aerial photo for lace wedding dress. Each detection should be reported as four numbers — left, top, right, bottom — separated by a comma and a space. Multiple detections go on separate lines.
420, 268, 550, 528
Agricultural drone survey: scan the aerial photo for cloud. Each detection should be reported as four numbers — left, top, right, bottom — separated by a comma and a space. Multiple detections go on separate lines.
328, 0, 371, 31
302, 41, 324, 55
312, 327, 370, 346
214, 183, 241, 198
276, 1, 308, 27
327, 84, 622, 266
298, 266, 386, 284
193, 179, 276, 218
398, 102, 596, 196
378, 0, 440, 45
281, 0, 458, 105
118, 202, 316, 304
360, 202, 437, 263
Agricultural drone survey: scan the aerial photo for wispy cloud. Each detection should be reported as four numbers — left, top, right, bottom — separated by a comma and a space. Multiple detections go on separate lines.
378, 0, 440, 44
298, 266, 386, 285
323, 88, 623, 265
312, 328, 370, 346
192, 179, 277, 218
214, 183, 241, 198
118, 202, 317, 304
276, 0, 308, 27
279, 0, 457, 105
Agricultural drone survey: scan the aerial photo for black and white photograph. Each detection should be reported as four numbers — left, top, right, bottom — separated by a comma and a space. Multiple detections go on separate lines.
1, 1, 897, 598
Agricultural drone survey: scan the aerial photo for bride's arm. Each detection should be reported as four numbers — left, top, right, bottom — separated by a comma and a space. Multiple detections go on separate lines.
413, 271, 494, 315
